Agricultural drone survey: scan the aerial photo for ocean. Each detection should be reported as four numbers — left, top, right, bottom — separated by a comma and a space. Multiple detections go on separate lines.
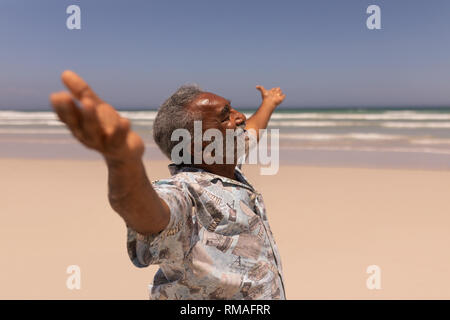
1, 108, 450, 170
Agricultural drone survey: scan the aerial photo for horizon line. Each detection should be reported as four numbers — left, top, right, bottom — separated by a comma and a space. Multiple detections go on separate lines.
2, 105, 450, 111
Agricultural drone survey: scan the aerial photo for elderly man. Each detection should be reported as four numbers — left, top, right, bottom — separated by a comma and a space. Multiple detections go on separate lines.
50, 71, 286, 300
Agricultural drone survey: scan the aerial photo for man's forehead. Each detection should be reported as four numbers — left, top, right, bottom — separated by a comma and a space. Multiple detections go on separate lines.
192, 92, 229, 109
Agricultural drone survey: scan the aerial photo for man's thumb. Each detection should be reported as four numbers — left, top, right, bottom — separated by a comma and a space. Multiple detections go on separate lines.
256, 85, 266, 93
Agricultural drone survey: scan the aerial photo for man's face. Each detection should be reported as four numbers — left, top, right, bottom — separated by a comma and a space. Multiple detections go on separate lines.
187, 92, 247, 164
188, 92, 246, 133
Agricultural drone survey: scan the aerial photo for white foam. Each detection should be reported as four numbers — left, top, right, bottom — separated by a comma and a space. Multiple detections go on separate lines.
0, 120, 63, 126
410, 138, 450, 145
279, 133, 405, 141
268, 120, 450, 129
270, 111, 450, 121
382, 122, 450, 129
0, 128, 69, 134
279, 145, 450, 155
270, 121, 362, 127
0, 111, 57, 120
118, 111, 157, 120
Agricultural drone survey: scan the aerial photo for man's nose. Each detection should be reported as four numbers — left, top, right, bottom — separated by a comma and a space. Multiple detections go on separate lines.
234, 111, 246, 125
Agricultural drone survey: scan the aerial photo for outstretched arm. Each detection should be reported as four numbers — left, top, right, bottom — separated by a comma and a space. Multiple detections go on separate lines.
49, 71, 169, 236
245, 85, 286, 139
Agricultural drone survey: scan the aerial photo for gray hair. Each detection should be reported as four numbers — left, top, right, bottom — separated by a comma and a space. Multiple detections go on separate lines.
153, 85, 203, 159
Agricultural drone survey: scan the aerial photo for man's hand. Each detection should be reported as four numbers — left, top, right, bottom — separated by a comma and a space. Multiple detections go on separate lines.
49, 70, 144, 162
245, 85, 286, 140
256, 85, 286, 109
50, 70, 169, 236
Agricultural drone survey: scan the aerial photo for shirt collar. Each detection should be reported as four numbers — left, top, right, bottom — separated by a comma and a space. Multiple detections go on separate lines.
168, 163, 256, 192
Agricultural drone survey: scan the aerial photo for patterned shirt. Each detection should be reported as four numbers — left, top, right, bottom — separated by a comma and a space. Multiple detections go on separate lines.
126, 163, 286, 300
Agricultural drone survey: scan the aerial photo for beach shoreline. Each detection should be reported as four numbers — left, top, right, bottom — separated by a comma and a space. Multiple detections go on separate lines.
3, 108, 450, 171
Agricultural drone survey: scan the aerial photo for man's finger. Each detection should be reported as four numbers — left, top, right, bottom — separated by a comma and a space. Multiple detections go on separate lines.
106, 117, 130, 152
50, 91, 69, 123
79, 96, 103, 148
256, 85, 266, 93
96, 103, 122, 136
50, 91, 82, 132
61, 70, 101, 103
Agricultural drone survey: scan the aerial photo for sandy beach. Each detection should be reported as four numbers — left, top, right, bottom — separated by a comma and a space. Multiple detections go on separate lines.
1, 158, 450, 299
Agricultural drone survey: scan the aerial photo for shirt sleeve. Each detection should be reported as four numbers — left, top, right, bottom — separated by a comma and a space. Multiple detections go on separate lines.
126, 180, 194, 267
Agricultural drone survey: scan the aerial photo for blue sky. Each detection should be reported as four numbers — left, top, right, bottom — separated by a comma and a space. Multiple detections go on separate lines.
1, 0, 450, 109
